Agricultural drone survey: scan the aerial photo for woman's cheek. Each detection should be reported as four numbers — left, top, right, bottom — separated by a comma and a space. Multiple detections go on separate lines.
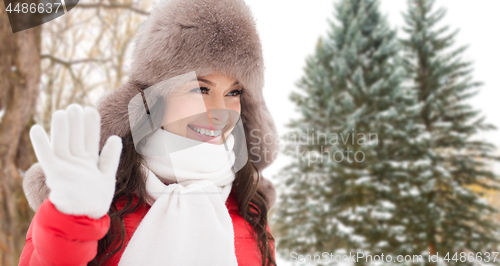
164, 97, 208, 124
226, 98, 242, 114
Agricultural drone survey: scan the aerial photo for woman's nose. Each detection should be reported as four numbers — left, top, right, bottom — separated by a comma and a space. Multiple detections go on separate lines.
204, 96, 229, 123
208, 109, 229, 123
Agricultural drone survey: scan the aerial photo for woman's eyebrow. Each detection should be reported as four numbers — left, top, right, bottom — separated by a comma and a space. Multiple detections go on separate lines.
196, 78, 240, 87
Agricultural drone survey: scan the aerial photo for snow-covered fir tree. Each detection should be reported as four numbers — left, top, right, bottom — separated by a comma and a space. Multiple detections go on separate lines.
271, 0, 430, 264
400, 0, 500, 264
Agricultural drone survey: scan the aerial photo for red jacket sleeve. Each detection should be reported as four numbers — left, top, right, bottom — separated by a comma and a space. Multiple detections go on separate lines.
19, 199, 110, 266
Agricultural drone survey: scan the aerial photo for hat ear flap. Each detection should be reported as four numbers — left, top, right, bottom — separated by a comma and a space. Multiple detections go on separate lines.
23, 163, 50, 212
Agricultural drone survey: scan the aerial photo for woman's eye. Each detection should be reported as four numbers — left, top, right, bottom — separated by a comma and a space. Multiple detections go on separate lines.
227, 89, 243, 97
190, 86, 210, 94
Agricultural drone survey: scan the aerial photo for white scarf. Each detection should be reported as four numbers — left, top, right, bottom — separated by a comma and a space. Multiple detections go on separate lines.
118, 128, 238, 266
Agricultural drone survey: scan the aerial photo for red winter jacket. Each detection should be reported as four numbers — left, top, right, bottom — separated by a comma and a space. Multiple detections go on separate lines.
19, 192, 275, 265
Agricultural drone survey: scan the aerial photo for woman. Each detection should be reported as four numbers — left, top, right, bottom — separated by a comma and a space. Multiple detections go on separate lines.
19, 0, 279, 265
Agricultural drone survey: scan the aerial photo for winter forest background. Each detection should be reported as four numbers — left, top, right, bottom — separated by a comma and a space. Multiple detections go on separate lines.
0, 0, 499, 265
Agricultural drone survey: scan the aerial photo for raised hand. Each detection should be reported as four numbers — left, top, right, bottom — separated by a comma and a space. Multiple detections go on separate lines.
29, 104, 123, 219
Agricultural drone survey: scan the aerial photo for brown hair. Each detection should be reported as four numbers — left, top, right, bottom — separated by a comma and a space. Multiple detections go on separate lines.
88, 85, 277, 266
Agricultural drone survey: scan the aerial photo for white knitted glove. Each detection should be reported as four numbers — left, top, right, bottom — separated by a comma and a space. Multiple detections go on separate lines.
29, 104, 123, 219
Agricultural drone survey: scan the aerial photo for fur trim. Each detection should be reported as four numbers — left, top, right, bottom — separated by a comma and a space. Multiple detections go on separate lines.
22, 163, 50, 212
23, 0, 278, 212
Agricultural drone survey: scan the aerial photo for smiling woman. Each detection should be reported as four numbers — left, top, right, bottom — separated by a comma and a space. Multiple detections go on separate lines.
19, 0, 279, 265
161, 73, 243, 145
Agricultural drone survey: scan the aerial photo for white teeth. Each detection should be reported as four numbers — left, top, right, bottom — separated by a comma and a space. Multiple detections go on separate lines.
189, 125, 222, 137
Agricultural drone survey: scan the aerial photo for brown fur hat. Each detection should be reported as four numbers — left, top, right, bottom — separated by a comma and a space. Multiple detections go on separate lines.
23, 0, 279, 212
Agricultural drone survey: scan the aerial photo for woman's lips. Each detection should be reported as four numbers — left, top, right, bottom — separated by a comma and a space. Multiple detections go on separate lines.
189, 124, 225, 131
188, 125, 221, 144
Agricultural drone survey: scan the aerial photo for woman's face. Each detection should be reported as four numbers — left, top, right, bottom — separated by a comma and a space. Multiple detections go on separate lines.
161, 73, 242, 145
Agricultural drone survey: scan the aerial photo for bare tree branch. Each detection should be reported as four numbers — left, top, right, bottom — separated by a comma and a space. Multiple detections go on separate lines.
41, 54, 111, 66
76, 3, 150, 16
